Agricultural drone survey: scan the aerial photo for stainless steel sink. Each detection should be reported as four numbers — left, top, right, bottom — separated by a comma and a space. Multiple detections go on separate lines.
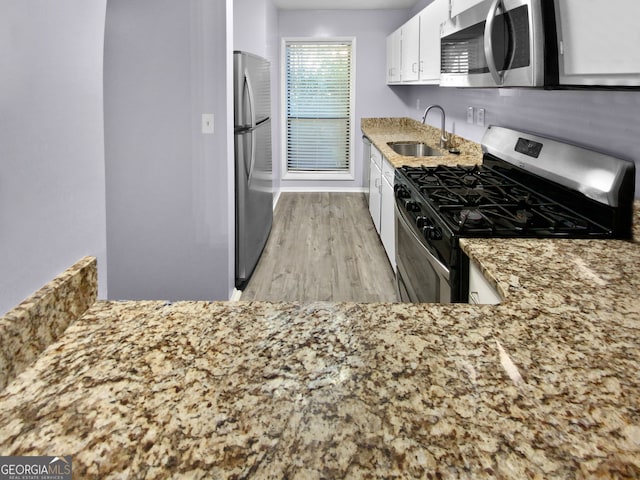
387, 141, 444, 157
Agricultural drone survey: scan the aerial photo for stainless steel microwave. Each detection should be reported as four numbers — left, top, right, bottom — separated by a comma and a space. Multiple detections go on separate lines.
440, 0, 556, 88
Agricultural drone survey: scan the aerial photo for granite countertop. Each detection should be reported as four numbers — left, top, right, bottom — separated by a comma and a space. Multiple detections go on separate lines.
361, 117, 483, 168
1, 119, 639, 478
1, 242, 639, 478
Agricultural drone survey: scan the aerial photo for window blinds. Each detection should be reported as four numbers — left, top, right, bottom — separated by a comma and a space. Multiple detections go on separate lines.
285, 41, 353, 173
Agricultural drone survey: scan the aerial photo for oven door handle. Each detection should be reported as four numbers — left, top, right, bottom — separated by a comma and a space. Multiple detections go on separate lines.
484, 0, 504, 86
395, 204, 450, 281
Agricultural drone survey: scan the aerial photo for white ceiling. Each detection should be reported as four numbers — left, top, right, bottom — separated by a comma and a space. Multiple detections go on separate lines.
273, 0, 421, 10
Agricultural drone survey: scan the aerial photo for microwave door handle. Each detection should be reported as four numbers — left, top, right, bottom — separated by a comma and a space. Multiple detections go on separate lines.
484, 0, 504, 86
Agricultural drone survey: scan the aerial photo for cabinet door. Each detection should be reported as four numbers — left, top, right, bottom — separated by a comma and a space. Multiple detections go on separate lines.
386, 29, 402, 84
368, 158, 382, 234
380, 159, 396, 268
450, 0, 484, 17
401, 15, 421, 82
556, 0, 640, 86
419, 0, 447, 83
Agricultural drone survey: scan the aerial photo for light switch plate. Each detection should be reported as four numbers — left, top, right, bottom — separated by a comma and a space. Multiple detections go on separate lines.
466, 106, 474, 124
201, 114, 214, 134
477, 108, 485, 127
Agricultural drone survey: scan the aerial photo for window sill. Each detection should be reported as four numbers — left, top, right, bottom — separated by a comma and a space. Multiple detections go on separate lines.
282, 171, 355, 181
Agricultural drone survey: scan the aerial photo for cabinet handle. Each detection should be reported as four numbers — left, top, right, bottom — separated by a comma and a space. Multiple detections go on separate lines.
412, 62, 418, 73
419, 60, 424, 73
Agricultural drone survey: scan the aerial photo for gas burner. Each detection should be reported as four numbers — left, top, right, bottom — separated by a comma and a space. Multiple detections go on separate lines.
423, 188, 465, 206
462, 174, 478, 187
514, 209, 534, 226
419, 174, 440, 185
537, 205, 589, 231
460, 209, 484, 225
509, 187, 543, 207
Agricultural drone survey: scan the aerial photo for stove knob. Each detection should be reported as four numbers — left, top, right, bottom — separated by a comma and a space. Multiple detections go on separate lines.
416, 216, 430, 229
404, 200, 420, 212
428, 226, 443, 240
394, 185, 410, 199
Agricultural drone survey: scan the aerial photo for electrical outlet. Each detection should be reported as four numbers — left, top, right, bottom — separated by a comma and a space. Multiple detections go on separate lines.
466, 106, 474, 124
201, 113, 214, 134
416, 98, 421, 111
477, 108, 485, 127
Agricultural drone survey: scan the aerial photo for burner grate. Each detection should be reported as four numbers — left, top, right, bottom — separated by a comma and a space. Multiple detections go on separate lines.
399, 164, 608, 236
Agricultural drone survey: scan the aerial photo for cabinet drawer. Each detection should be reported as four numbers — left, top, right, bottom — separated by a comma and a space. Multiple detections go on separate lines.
382, 158, 395, 185
370, 144, 383, 169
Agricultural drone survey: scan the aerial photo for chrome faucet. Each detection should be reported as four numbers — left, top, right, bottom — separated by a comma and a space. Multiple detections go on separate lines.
421, 104, 448, 149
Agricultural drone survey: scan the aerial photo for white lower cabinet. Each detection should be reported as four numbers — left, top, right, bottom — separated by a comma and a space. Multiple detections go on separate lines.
380, 158, 396, 269
468, 259, 501, 304
368, 148, 382, 234
366, 142, 395, 269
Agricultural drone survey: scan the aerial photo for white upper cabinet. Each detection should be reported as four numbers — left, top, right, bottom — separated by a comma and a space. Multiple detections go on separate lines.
419, 0, 448, 83
386, 0, 448, 85
400, 15, 420, 82
556, 0, 640, 87
449, 0, 484, 18
386, 29, 402, 84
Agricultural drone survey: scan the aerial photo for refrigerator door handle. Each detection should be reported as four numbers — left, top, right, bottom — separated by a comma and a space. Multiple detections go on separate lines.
242, 69, 257, 184
244, 69, 256, 129
248, 130, 256, 185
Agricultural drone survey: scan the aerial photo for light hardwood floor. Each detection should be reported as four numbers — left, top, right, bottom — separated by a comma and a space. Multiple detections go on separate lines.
241, 193, 399, 303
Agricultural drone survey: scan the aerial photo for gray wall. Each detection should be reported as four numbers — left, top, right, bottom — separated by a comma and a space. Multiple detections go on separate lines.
277, 9, 411, 191
0, 0, 108, 315
405, 87, 640, 184
104, 0, 234, 301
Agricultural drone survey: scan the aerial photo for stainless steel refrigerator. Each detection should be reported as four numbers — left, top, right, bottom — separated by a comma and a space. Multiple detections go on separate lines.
234, 51, 273, 289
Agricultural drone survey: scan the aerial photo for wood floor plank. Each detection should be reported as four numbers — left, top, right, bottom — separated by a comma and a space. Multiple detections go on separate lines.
241, 193, 398, 303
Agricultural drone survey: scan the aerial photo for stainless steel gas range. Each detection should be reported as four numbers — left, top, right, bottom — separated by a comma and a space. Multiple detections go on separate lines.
394, 126, 636, 303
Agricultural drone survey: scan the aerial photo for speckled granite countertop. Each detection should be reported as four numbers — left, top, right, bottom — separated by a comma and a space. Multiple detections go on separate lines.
1, 233, 640, 478
1, 118, 639, 477
361, 117, 483, 168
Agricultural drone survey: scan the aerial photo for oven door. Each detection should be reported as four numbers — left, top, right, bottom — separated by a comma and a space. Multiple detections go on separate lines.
440, 0, 546, 87
395, 204, 451, 303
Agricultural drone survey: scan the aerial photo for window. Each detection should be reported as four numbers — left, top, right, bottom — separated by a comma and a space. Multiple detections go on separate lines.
283, 39, 355, 179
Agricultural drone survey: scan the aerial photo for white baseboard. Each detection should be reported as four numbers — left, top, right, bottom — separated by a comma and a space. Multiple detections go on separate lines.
278, 186, 366, 193
273, 190, 281, 210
